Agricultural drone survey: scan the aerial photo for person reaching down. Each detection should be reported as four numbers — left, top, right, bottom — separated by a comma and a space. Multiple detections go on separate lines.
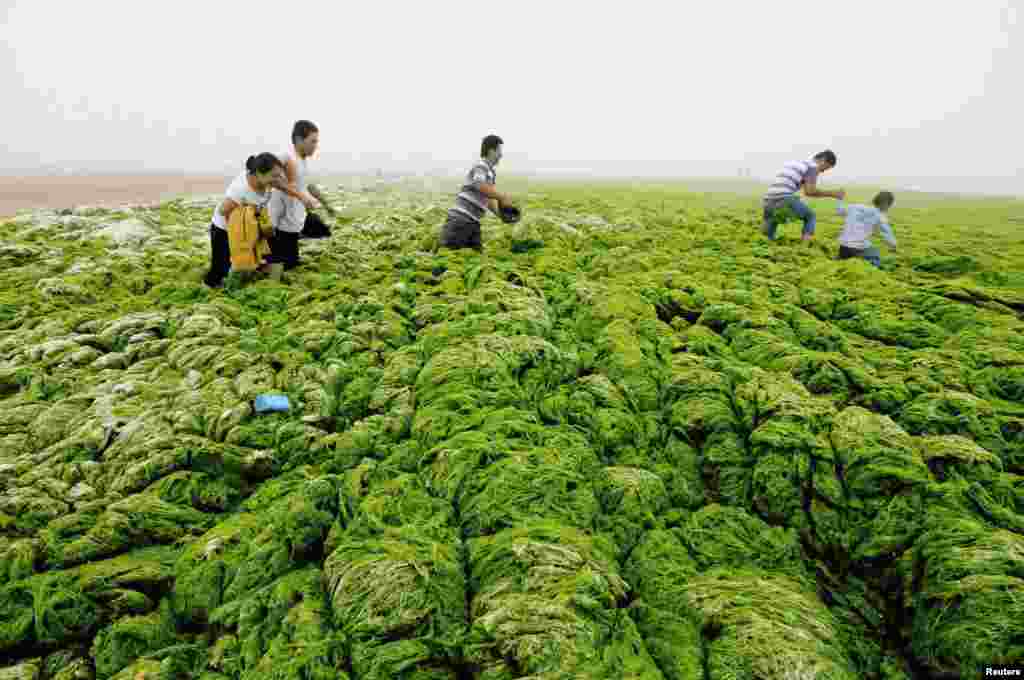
267, 120, 337, 271
439, 134, 516, 251
204, 153, 284, 288
762, 149, 846, 242
836, 191, 897, 268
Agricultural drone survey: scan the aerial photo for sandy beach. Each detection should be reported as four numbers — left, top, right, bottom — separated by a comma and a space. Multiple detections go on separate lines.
0, 174, 232, 219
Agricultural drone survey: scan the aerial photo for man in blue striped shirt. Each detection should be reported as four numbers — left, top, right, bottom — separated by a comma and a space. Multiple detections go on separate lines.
440, 134, 517, 251
762, 150, 846, 242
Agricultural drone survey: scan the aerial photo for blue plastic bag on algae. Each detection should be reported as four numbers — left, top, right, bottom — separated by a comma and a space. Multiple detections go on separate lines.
254, 394, 291, 413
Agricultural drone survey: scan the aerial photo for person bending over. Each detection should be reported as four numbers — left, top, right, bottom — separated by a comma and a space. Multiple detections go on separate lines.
762, 149, 846, 242
267, 120, 337, 270
439, 134, 516, 251
837, 191, 897, 268
204, 153, 283, 288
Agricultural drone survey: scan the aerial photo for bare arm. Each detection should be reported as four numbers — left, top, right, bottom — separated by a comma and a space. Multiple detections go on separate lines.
220, 198, 239, 222
271, 159, 317, 207
878, 219, 898, 249
478, 182, 515, 206
308, 184, 334, 214
804, 177, 845, 200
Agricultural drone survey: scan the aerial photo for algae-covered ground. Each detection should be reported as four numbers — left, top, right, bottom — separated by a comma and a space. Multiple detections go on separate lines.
1, 178, 1023, 680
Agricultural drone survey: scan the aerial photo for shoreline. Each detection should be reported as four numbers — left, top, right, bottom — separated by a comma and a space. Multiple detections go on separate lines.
0, 174, 231, 218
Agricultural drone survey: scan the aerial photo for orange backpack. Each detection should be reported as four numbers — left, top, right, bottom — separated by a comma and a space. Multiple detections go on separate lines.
227, 204, 274, 272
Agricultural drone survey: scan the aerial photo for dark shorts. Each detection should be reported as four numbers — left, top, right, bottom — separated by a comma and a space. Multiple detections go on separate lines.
300, 212, 331, 239
266, 230, 300, 269
440, 212, 482, 250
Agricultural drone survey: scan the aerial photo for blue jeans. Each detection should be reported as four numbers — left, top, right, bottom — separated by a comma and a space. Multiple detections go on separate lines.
838, 245, 882, 268
762, 195, 816, 240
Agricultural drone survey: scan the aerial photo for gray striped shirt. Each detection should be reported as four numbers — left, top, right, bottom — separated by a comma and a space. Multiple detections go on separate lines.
763, 160, 818, 203
449, 159, 496, 222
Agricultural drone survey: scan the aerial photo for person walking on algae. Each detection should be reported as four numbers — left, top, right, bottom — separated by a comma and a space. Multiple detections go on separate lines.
836, 191, 897, 268
762, 149, 846, 243
204, 153, 286, 288
439, 134, 520, 251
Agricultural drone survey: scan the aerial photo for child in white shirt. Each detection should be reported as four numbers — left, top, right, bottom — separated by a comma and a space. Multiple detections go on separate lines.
836, 191, 897, 268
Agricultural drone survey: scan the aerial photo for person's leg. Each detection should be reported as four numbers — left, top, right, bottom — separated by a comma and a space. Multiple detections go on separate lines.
439, 214, 458, 248
440, 214, 474, 249
762, 202, 778, 240
467, 220, 483, 251
786, 195, 817, 240
279, 231, 300, 269
203, 225, 230, 288
266, 228, 300, 264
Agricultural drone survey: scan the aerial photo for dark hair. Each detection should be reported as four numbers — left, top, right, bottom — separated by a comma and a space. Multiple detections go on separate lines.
814, 149, 837, 167
245, 152, 284, 175
873, 191, 895, 210
481, 134, 503, 157
292, 120, 319, 144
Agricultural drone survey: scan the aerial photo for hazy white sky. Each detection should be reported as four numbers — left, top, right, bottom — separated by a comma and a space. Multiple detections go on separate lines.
2, 1, 1021, 194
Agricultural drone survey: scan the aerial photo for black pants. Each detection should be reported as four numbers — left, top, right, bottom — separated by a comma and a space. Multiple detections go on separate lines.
439, 213, 482, 250
204, 224, 230, 288
838, 244, 882, 268
300, 212, 331, 239
267, 230, 301, 269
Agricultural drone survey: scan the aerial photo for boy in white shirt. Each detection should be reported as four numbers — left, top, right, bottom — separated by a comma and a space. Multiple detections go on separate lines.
836, 191, 897, 268
267, 120, 335, 271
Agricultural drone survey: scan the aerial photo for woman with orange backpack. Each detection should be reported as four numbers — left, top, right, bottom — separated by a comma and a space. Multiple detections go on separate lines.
204, 153, 289, 288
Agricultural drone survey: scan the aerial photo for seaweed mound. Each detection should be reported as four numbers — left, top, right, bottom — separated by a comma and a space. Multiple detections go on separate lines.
1, 182, 1023, 679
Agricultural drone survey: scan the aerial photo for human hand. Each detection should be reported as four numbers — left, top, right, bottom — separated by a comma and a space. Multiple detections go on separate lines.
301, 193, 319, 211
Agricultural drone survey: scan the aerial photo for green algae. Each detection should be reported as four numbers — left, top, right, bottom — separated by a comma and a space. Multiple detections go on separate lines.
681, 504, 808, 579
623, 531, 704, 679
324, 528, 465, 644
91, 602, 177, 679
686, 568, 859, 680
2, 184, 1023, 679
594, 466, 669, 557
464, 521, 644, 677
211, 568, 346, 680
905, 510, 1024, 676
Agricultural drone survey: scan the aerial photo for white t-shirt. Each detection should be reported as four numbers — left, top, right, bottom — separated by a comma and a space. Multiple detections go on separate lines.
268, 149, 310, 233
212, 172, 272, 230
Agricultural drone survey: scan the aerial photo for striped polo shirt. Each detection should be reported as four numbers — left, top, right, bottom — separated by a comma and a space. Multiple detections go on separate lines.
449, 158, 497, 222
763, 160, 818, 203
